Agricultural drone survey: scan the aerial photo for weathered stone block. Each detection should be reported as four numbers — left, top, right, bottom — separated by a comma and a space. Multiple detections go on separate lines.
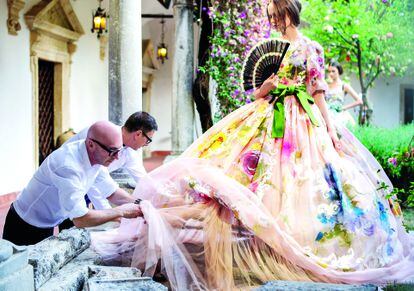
259, 281, 377, 291
0, 240, 13, 262
87, 265, 141, 280
0, 264, 34, 291
110, 169, 136, 190
28, 228, 90, 289
0, 248, 28, 278
38, 248, 102, 291
0, 240, 34, 291
86, 277, 167, 291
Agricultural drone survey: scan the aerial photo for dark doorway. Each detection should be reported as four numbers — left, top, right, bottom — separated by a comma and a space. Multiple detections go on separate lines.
38, 60, 55, 165
403, 87, 414, 124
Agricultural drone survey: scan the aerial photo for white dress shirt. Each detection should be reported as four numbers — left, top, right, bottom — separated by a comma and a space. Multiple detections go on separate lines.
66, 126, 147, 209
14, 140, 118, 228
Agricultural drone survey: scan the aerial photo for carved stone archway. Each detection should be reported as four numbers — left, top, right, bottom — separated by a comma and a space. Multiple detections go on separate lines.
25, 0, 84, 166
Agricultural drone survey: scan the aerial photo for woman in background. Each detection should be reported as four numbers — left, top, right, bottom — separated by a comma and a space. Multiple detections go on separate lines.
326, 61, 363, 127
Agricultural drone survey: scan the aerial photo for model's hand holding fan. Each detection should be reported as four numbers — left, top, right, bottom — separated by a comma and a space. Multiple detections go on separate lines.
242, 38, 290, 92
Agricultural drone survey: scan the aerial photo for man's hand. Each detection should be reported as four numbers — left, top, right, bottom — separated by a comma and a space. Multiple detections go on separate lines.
115, 203, 143, 218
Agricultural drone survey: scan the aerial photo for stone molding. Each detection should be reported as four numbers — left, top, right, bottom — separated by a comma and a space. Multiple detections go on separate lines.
6, 0, 26, 35
25, 0, 84, 52
24, 0, 84, 167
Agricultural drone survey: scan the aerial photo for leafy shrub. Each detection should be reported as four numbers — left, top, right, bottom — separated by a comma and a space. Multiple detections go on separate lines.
351, 124, 414, 204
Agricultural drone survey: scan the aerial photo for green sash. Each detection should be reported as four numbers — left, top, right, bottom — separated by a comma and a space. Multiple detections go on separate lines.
270, 84, 319, 138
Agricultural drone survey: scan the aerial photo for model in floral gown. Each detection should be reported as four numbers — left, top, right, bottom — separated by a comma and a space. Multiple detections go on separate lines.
325, 61, 363, 127
92, 0, 414, 289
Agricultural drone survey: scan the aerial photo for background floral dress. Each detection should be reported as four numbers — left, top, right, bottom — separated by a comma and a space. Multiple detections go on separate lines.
325, 83, 357, 127
92, 34, 414, 290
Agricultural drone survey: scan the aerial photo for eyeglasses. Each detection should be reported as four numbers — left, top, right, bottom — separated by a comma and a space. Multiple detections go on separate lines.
142, 131, 152, 144
89, 138, 122, 157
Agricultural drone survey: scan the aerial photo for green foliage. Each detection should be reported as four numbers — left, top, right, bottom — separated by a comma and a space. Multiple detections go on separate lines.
351, 124, 414, 175
199, 0, 270, 120
302, 0, 414, 124
302, 0, 414, 89
351, 124, 414, 203
402, 207, 414, 231
383, 281, 414, 291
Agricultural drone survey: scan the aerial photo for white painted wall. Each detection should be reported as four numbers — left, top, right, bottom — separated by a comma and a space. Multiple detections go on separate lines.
0, 0, 33, 195
70, 0, 110, 131
142, 19, 174, 151
142, 2, 174, 151
0, 0, 109, 195
368, 75, 414, 128
345, 74, 414, 128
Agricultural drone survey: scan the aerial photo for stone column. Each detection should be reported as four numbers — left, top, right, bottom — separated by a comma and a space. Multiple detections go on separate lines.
171, 0, 195, 156
109, 0, 142, 125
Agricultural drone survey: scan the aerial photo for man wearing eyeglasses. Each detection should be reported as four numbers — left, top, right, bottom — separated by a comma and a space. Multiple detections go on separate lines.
2, 121, 143, 245
64, 111, 157, 211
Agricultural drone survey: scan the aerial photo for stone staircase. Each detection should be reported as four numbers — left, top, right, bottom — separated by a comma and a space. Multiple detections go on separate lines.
0, 228, 165, 291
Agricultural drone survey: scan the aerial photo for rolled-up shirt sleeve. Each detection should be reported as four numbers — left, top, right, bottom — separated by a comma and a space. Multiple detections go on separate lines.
51, 166, 89, 220
94, 168, 119, 199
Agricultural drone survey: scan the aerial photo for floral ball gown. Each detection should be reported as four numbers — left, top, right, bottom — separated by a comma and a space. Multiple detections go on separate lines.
92, 34, 414, 290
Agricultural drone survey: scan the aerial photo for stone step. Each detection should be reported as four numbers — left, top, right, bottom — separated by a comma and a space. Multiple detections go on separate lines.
258, 281, 377, 291
0, 240, 34, 291
28, 228, 90, 289
38, 244, 165, 291
37, 248, 101, 291
86, 277, 167, 291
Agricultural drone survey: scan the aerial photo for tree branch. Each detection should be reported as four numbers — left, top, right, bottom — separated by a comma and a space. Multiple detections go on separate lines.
332, 43, 353, 52
366, 58, 381, 89
355, 39, 366, 92
365, 58, 376, 83
333, 24, 356, 48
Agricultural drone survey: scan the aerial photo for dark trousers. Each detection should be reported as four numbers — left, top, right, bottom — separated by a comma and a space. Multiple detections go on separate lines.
2, 203, 54, 245
58, 218, 74, 231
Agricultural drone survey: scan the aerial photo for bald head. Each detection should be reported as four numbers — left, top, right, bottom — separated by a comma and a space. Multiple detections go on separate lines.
86, 121, 123, 166
87, 121, 122, 148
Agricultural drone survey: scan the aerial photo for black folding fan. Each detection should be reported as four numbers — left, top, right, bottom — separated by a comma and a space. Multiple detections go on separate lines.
241, 39, 290, 91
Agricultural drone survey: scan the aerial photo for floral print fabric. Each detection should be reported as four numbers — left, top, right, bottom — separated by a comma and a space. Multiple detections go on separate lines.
183, 34, 410, 272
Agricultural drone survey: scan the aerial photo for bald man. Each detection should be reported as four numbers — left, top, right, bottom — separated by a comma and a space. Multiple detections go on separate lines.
2, 121, 142, 246
66, 111, 157, 210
